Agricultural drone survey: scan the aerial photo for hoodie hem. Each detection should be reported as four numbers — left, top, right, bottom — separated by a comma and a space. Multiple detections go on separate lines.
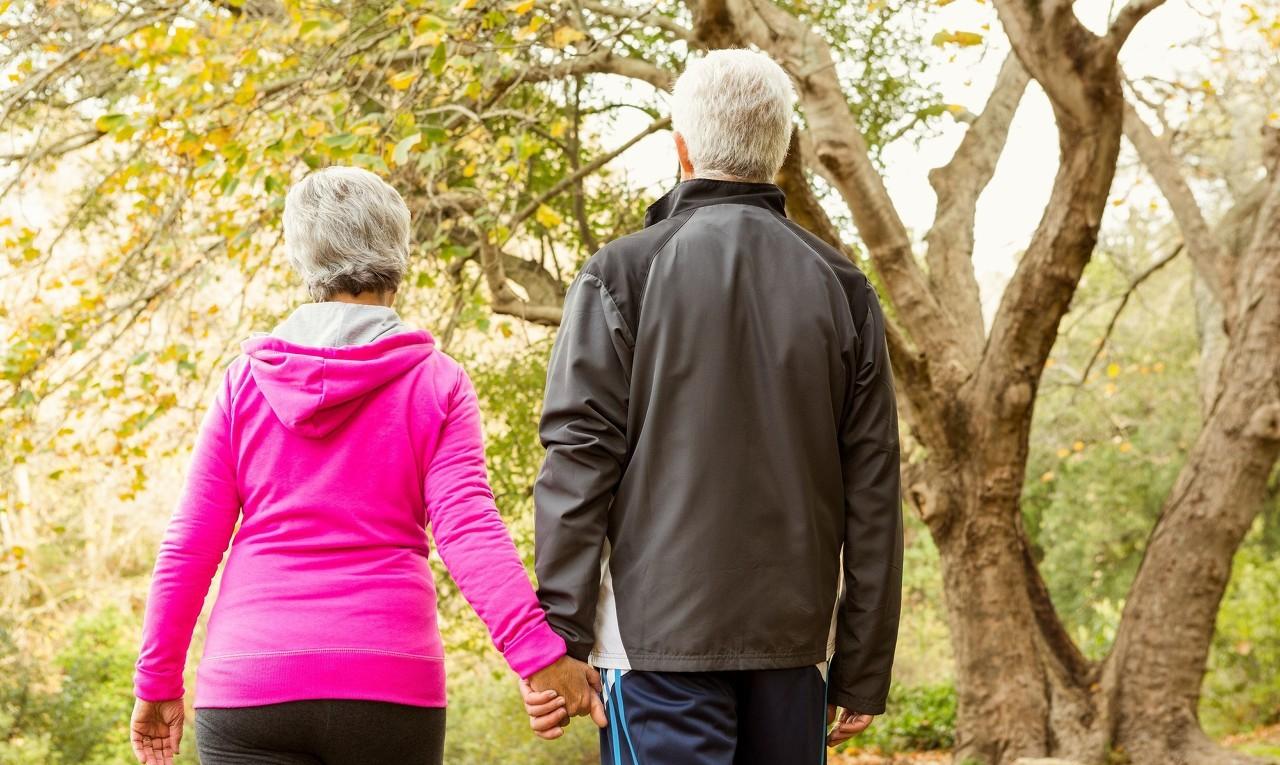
193, 648, 446, 709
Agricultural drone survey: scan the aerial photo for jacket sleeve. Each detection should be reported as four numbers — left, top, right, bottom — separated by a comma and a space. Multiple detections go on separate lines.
534, 272, 633, 660
424, 368, 567, 679
134, 370, 242, 702
828, 283, 904, 715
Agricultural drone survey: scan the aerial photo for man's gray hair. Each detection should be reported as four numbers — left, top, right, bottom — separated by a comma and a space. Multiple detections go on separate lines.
670, 49, 796, 182
282, 166, 411, 301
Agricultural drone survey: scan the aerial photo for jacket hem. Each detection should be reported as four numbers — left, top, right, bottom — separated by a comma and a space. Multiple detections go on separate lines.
192, 648, 446, 709
600, 647, 830, 673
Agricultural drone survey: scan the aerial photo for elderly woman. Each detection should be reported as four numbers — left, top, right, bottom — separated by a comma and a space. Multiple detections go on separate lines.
129, 166, 601, 765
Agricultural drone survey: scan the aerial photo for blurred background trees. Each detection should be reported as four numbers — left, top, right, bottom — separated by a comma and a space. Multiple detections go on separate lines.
0, 0, 1278, 763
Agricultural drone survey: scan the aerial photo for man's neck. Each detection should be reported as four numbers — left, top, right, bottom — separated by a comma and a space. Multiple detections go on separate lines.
684, 170, 770, 184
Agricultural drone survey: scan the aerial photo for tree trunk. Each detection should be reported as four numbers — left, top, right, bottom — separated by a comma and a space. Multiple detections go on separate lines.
1104, 149, 1280, 765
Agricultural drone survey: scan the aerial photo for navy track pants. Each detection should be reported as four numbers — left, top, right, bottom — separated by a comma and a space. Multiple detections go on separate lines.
598, 665, 829, 765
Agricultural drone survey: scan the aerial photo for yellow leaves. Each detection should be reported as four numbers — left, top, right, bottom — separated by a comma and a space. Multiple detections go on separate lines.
548, 119, 567, 139
1072, 440, 1086, 452
510, 0, 535, 13
388, 70, 418, 91
1056, 448, 1070, 458
304, 120, 326, 138
535, 204, 563, 228
1268, 111, 1280, 126
1118, 441, 1133, 454
932, 30, 984, 47
207, 127, 232, 148
234, 80, 257, 105
410, 30, 442, 50
1243, 3, 1261, 24
1040, 471, 1055, 483
551, 25, 586, 48
1106, 362, 1120, 379
463, 160, 477, 177
94, 113, 128, 133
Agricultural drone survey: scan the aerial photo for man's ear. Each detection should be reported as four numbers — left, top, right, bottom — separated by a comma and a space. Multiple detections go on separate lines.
673, 132, 694, 180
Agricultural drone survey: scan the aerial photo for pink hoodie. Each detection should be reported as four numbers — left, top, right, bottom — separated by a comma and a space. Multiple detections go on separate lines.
134, 329, 566, 708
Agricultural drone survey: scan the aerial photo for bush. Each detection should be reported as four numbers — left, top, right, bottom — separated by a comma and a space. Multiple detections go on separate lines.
0, 607, 137, 765
1201, 531, 1280, 736
443, 655, 597, 765
837, 682, 956, 754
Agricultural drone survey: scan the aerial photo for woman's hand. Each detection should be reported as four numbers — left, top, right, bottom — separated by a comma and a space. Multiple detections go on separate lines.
130, 697, 184, 765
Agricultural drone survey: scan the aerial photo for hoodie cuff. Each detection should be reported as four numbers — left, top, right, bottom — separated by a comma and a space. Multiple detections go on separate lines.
134, 666, 185, 702
503, 622, 568, 679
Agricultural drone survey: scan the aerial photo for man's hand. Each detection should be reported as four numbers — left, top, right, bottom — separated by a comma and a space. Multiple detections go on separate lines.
130, 697, 184, 765
523, 656, 607, 738
826, 705, 874, 747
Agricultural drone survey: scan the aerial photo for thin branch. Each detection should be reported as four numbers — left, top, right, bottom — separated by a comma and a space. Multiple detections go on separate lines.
506, 115, 669, 235
1079, 242, 1184, 383
1107, 0, 1166, 52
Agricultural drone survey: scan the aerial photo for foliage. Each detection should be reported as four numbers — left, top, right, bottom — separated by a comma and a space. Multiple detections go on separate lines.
1202, 531, 1280, 736
837, 683, 957, 754
443, 654, 597, 765
0, 608, 137, 765
1022, 251, 1202, 658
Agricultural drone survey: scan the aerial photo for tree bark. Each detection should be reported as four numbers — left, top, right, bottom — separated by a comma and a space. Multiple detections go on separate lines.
1105, 132, 1280, 765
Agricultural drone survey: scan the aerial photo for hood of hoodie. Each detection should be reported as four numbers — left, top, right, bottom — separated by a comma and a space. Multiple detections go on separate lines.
241, 314, 434, 439
263, 302, 409, 347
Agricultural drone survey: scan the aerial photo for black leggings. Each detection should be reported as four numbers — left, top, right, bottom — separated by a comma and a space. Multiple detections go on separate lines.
195, 699, 445, 765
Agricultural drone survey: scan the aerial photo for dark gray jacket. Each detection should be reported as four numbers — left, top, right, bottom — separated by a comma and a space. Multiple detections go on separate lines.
534, 179, 903, 713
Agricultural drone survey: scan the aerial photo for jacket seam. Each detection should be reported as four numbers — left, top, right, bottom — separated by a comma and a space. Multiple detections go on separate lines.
204, 647, 445, 661
578, 273, 636, 349
633, 210, 698, 328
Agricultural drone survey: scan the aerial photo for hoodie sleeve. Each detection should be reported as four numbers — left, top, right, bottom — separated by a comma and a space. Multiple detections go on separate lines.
134, 368, 242, 702
828, 283, 904, 715
533, 272, 633, 660
423, 368, 567, 678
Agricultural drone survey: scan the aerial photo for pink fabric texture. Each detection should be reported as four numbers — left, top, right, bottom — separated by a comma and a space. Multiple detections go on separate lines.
134, 329, 565, 708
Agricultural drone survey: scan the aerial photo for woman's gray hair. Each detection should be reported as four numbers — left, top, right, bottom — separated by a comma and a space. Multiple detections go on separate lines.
670, 49, 796, 182
282, 166, 411, 301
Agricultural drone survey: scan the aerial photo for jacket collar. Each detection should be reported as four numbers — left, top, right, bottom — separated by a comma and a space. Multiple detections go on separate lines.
644, 178, 788, 227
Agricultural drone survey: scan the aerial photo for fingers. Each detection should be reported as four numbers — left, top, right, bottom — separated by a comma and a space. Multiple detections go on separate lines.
586, 665, 602, 693
827, 703, 837, 725
588, 689, 608, 729
530, 707, 569, 732
526, 695, 567, 717
826, 710, 875, 747
129, 731, 148, 764
168, 722, 183, 759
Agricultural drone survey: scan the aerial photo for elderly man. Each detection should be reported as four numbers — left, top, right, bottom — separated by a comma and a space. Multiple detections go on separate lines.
524, 49, 904, 763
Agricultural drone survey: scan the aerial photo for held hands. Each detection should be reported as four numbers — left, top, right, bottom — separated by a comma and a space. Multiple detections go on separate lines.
130, 697, 184, 765
521, 655, 608, 740
826, 705, 875, 747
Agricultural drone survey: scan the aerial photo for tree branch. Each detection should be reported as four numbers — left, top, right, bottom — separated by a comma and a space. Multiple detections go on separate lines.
924, 52, 1030, 361
577, 0, 695, 42
507, 115, 669, 234
1107, 0, 1166, 53
1121, 98, 1231, 308
1079, 242, 1184, 383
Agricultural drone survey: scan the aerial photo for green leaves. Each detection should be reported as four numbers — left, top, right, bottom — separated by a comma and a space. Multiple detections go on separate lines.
428, 42, 448, 76
392, 132, 423, 167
